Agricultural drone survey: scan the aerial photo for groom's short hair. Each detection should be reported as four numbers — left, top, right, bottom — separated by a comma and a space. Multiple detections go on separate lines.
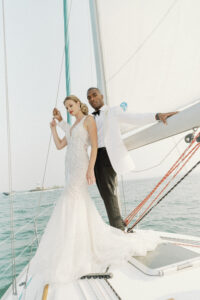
87, 87, 101, 94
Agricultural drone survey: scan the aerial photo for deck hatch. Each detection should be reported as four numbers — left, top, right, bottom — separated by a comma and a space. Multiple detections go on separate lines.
129, 243, 200, 276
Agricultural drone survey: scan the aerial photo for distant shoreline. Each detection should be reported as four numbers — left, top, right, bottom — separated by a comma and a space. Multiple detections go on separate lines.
2, 186, 64, 196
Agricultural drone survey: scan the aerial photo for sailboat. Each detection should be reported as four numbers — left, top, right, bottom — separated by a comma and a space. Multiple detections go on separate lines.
1, 0, 200, 299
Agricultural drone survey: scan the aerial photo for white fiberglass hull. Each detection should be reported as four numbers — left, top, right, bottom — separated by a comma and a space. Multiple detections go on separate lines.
2, 230, 200, 300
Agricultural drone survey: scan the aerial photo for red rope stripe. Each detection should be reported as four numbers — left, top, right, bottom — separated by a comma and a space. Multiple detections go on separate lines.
124, 132, 200, 226
173, 242, 200, 248
129, 143, 200, 229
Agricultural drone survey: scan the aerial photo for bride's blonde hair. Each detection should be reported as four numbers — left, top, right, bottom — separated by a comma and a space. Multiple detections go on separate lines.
63, 95, 88, 116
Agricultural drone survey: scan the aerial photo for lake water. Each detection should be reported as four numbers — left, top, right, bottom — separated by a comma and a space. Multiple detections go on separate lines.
0, 174, 200, 297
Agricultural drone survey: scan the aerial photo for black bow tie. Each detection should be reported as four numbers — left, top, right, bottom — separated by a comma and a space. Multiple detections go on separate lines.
92, 110, 101, 116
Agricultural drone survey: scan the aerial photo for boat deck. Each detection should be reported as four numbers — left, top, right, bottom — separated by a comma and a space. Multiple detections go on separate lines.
2, 231, 200, 300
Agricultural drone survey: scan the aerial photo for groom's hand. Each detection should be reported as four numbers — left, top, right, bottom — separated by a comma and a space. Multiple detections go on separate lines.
53, 108, 63, 122
157, 111, 178, 125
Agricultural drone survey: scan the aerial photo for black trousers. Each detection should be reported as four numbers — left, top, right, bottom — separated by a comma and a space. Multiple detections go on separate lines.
94, 147, 125, 230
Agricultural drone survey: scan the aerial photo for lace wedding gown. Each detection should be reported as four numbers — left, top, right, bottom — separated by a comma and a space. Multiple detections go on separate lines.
29, 116, 160, 288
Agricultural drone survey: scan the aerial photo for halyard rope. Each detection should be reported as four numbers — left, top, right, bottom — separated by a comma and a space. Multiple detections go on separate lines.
124, 131, 200, 225
108, 0, 179, 83
125, 132, 200, 230
22, 0, 74, 295
130, 158, 200, 230
132, 135, 184, 173
34, 0, 73, 246
120, 135, 186, 218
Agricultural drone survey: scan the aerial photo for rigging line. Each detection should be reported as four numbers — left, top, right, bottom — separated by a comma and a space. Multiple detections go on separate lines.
0, 204, 54, 247
0, 237, 38, 278
85, 0, 94, 83
125, 133, 200, 223
55, 49, 65, 108
130, 143, 200, 228
55, 0, 73, 107
33, 0, 73, 241
107, 0, 179, 83
32, 41, 66, 246
120, 175, 127, 217
18, 238, 35, 299
36, 0, 73, 202
22, 2, 74, 295
21, 247, 33, 300
160, 236, 200, 245
132, 135, 184, 173
126, 142, 200, 224
1, 0, 17, 294
14, 238, 37, 262
171, 134, 194, 202
170, 130, 200, 213
130, 159, 200, 230
173, 242, 200, 248
1, 0, 72, 293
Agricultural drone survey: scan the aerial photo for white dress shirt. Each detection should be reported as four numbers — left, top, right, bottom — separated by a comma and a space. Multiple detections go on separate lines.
93, 105, 107, 148
58, 104, 157, 174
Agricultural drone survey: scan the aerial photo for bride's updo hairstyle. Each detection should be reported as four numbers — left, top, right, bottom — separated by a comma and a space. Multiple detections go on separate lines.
63, 95, 89, 116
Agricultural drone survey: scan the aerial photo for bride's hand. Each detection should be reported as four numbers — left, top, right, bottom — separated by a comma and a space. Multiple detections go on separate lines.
53, 108, 63, 122
86, 168, 96, 185
50, 119, 57, 129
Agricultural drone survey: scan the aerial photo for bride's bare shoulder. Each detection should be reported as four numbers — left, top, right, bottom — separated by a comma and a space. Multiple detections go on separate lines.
84, 115, 96, 130
85, 115, 95, 124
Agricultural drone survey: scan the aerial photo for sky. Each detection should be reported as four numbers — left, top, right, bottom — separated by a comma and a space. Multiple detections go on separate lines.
0, 0, 200, 192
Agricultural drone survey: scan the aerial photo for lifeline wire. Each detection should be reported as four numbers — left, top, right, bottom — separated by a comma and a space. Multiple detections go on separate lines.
2, 0, 17, 294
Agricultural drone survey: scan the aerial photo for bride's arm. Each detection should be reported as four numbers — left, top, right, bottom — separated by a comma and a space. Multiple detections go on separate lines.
85, 116, 98, 185
50, 119, 67, 150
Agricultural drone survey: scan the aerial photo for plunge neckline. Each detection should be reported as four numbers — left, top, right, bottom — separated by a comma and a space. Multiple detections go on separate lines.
70, 116, 86, 137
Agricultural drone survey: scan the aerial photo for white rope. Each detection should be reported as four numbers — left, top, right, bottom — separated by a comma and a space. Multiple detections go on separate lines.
171, 130, 197, 203
108, 0, 179, 83
32, 0, 73, 249
120, 175, 127, 217
132, 127, 199, 174
1, 237, 37, 275
132, 135, 184, 173
0, 204, 55, 247
1, 0, 17, 294
33, 29, 66, 248
34, 0, 73, 223
21, 1, 74, 296
85, 0, 94, 84
1, 237, 37, 279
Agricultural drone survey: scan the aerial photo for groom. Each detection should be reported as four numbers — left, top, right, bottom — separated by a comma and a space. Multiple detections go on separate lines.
87, 87, 177, 231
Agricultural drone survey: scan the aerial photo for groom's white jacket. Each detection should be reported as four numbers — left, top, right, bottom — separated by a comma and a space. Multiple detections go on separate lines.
58, 104, 156, 175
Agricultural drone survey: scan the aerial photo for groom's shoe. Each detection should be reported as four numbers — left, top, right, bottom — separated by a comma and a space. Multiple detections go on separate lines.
124, 228, 135, 233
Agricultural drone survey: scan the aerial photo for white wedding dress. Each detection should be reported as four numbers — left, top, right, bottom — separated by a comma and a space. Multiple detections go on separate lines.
29, 116, 160, 291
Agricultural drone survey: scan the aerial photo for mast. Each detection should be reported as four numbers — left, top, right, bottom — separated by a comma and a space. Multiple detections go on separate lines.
63, 0, 71, 124
89, 0, 108, 104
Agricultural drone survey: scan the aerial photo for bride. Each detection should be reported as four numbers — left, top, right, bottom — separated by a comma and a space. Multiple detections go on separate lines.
29, 95, 160, 292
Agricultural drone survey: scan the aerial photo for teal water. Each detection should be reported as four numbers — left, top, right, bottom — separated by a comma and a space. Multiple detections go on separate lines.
0, 174, 200, 297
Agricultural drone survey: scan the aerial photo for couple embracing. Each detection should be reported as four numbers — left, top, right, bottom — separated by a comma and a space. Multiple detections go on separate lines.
29, 87, 175, 290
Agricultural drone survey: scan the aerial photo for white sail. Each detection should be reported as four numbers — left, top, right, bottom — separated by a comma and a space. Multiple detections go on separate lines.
91, 0, 200, 115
